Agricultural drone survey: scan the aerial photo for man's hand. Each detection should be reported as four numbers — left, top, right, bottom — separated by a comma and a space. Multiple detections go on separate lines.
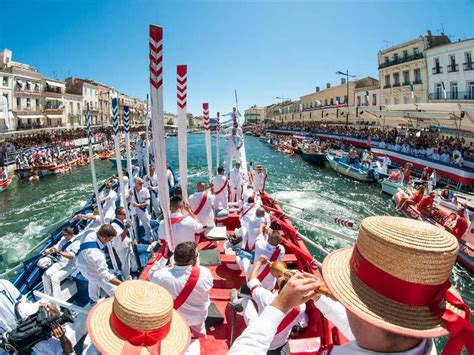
51, 325, 65, 338
271, 273, 324, 313
258, 255, 268, 265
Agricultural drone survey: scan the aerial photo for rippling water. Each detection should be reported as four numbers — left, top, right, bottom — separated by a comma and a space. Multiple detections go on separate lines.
0, 134, 472, 351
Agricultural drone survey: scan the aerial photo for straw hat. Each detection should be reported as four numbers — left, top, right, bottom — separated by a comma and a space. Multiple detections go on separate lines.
87, 280, 190, 354
323, 216, 462, 338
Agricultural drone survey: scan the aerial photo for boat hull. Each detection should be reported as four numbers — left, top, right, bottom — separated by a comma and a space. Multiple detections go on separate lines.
301, 151, 326, 164
381, 179, 405, 196
326, 155, 374, 182
0, 177, 12, 192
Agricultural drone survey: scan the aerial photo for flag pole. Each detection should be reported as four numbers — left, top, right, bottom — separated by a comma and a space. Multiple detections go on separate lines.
216, 111, 220, 169
203, 103, 212, 182
86, 103, 104, 220
149, 24, 172, 244
177, 65, 188, 200
145, 94, 151, 179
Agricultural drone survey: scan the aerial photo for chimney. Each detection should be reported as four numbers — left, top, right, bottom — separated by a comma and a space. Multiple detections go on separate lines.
326, 83, 331, 89
341, 78, 346, 85
315, 86, 320, 92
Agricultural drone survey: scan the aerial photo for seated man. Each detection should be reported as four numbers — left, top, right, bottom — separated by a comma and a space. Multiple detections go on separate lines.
149, 242, 213, 336
0, 279, 73, 354
253, 229, 285, 290
158, 196, 204, 253
242, 256, 308, 354
416, 191, 435, 216
188, 182, 216, 228
446, 206, 469, 240
75, 224, 122, 303
37, 227, 80, 299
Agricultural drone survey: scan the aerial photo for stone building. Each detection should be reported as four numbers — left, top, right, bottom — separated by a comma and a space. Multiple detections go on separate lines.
64, 93, 82, 127
244, 105, 265, 124
354, 77, 380, 107
65, 77, 99, 125
43, 78, 65, 127
378, 30, 450, 105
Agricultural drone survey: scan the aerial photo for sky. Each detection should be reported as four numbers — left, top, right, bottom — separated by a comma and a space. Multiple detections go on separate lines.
1, 0, 473, 116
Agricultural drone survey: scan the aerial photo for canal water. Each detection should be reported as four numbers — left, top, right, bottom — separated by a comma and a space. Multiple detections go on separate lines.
0, 134, 472, 351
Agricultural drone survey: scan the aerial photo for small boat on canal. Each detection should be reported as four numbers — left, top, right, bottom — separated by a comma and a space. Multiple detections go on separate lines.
0, 176, 12, 192
326, 154, 375, 182
301, 148, 327, 164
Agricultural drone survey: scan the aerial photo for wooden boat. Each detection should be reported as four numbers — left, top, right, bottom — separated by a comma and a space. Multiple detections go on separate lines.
380, 178, 406, 196
14, 164, 57, 179
0, 176, 12, 192
326, 154, 375, 182
301, 148, 327, 164
393, 190, 474, 271
97, 151, 114, 160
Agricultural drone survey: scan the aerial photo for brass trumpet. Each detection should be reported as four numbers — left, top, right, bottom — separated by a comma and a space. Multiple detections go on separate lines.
269, 260, 336, 301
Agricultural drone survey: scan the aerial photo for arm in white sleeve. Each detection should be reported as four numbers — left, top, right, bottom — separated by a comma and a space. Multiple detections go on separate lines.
314, 296, 354, 340
90, 251, 115, 283
228, 305, 284, 355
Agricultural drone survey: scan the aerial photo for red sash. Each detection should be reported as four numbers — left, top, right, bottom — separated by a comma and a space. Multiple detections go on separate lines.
275, 306, 300, 335
170, 216, 186, 225
174, 266, 201, 310
241, 203, 256, 218
193, 192, 208, 215
214, 178, 229, 195
257, 247, 281, 282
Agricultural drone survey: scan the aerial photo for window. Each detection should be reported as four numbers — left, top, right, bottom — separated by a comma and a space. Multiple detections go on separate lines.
324, 99, 328, 106
384, 56, 389, 64
357, 96, 361, 106
26, 98, 31, 108
2, 93, 8, 103
2, 77, 7, 87
384, 74, 391, 87
449, 55, 456, 66
450, 82, 458, 99
35, 99, 39, 108
403, 71, 410, 85
69, 102, 73, 112
393, 72, 400, 86
414, 69, 421, 83
393, 53, 399, 61
344, 95, 348, 104
466, 51, 472, 63
335, 96, 341, 104
403, 50, 408, 59
77, 103, 80, 112
435, 83, 443, 100
16, 97, 21, 109
372, 94, 377, 106
413, 47, 419, 55
330, 98, 334, 105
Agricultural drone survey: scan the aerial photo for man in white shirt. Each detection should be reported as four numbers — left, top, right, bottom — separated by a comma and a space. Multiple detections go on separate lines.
135, 132, 146, 176
75, 224, 122, 302
226, 129, 244, 174
129, 177, 153, 241
99, 182, 117, 223
149, 242, 213, 336
37, 227, 80, 299
188, 182, 216, 228
167, 165, 176, 191
243, 256, 308, 354
229, 160, 244, 202
239, 196, 258, 230
158, 196, 204, 253
110, 207, 134, 280
253, 165, 267, 194
0, 280, 72, 354
144, 164, 160, 217
73, 206, 103, 232
381, 154, 391, 175
211, 166, 229, 210
253, 229, 285, 290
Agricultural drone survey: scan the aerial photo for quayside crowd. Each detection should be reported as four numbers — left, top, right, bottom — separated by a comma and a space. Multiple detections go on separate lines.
265, 122, 473, 165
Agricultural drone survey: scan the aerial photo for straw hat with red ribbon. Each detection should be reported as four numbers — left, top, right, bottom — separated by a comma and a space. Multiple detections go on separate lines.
87, 280, 190, 354
323, 216, 474, 355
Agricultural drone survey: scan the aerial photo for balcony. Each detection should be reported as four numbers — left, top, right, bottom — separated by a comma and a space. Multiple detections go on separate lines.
402, 81, 411, 86
447, 64, 459, 73
44, 87, 64, 95
464, 62, 474, 71
432, 66, 443, 75
383, 84, 391, 89
413, 79, 422, 85
392, 82, 401, 87
378, 53, 423, 69
14, 85, 41, 96
429, 91, 474, 101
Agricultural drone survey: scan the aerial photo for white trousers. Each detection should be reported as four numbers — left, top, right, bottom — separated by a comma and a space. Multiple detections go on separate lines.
226, 149, 241, 174
103, 207, 115, 224
116, 247, 131, 280
150, 193, 160, 217
86, 277, 116, 302
136, 209, 153, 241
242, 298, 258, 326
42, 262, 75, 299
137, 154, 145, 175
229, 185, 243, 202
214, 192, 228, 210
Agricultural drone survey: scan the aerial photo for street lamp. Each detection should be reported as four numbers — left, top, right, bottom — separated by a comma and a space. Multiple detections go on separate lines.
336, 70, 356, 127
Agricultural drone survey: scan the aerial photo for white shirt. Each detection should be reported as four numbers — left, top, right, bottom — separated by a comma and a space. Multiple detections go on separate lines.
111, 219, 132, 252
100, 189, 117, 211
228, 135, 243, 151
229, 305, 436, 355
158, 212, 203, 251
52, 236, 80, 266
253, 238, 285, 290
75, 231, 115, 284
131, 187, 150, 212
144, 172, 159, 199
246, 279, 307, 350
135, 138, 144, 156
211, 175, 228, 198
149, 264, 213, 327
253, 172, 266, 193
230, 167, 243, 188
239, 202, 257, 229
188, 191, 215, 227
167, 169, 175, 188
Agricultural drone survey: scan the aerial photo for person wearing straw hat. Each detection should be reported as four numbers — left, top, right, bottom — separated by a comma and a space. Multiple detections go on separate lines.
149, 242, 213, 337
253, 164, 267, 194
85, 280, 191, 355
229, 216, 474, 354
75, 224, 122, 303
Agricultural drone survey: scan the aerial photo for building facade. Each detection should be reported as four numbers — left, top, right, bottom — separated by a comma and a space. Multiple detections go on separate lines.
244, 105, 265, 124
300, 79, 354, 110
0, 66, 14, 131
43, 78, 65, 127
65, 77, 99, 125
354, 78, 380, 107
64, 93, 82, 127
378, 31, 450, 105
425, 38, 474, 101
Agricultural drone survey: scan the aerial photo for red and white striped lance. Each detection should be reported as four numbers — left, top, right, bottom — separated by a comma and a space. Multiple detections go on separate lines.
149, 25, 163, 90
216, 112, 220, 132
203, 103, 210, 130
334, 217, 354, 229
177, 65, 187, 109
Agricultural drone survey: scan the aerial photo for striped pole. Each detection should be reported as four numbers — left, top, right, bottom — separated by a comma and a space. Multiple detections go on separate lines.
216, 111, 220, 169
86, 103, 104, 220
177, 65, 188, 200
203, 103, 212, 182
123, 106, 134, 189
149, 24, 172, 245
